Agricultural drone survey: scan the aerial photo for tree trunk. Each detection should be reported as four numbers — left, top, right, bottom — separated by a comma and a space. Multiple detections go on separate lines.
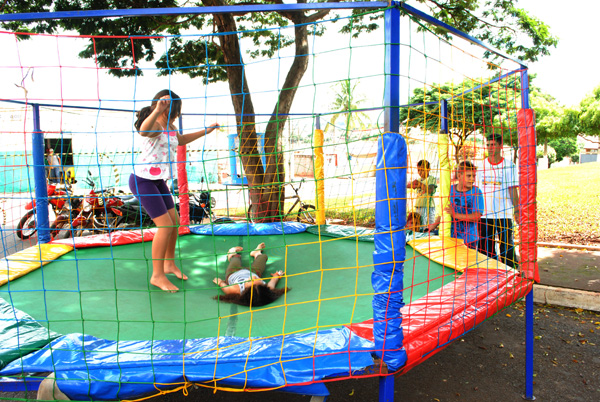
262, 20, 310, 221
206, 0, 264, 220
205, 1, 313, 222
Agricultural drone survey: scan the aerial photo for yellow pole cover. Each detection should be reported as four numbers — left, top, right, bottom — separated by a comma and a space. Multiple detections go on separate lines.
314, 128, 326, 225
438, 132, 451, 238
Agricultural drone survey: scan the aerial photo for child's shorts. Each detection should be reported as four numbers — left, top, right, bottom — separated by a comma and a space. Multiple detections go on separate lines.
128, 174, 175, 219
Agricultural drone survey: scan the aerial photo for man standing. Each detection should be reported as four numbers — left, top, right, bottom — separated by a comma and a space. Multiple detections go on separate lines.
476, 134, 519, 267
47, 148, 62, 183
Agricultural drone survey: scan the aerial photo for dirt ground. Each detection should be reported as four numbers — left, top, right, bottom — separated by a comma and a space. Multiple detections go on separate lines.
3, 302, 598, 402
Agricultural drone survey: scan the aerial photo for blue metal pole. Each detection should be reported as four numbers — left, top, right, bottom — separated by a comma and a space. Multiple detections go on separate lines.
258, 132, 266, 171
31, 104, 51, 244
379, 375, 395, 402
0, 2, 390, 22
441, 99, 448, 134
384, 3, 400, 134
398, 2, 525, 66
227, 133, 239, 184
520, 66, 535, 401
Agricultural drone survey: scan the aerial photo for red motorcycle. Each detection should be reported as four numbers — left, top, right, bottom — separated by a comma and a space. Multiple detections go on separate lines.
49, 195, 84, 240
16, 184, 80, 240
67, 173, 124, 238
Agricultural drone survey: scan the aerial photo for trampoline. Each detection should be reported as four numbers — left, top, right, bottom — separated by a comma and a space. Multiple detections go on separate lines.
2, 232, 456, 342
0, 2, 539, 401
0, 221, 531, 401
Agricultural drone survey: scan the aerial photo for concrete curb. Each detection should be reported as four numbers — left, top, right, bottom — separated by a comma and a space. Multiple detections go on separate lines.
537, 242, 600, 251
533, 284, 600, 312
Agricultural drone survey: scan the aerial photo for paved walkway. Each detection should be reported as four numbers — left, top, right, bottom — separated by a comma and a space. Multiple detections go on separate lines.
535, 246, 600, 312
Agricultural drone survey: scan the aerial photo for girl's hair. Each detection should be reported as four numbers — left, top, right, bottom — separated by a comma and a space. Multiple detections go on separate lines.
214, 284, 290, 307
134, 89, 182, 132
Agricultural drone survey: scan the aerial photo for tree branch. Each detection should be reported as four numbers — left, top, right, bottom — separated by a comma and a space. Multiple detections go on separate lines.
579, 134, 600, 145
427, 0, 517, 34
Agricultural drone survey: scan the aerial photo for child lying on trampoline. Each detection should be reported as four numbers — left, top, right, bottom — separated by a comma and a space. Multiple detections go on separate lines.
213, 243, 290, 307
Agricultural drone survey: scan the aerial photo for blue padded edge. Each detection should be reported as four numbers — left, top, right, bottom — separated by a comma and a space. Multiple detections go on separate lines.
189, 222, 309, 236
0, 327, 375, 401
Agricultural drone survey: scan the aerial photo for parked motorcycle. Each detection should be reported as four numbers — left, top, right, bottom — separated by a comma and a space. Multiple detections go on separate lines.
49, 195, 83, 240
189, 178, 217, 224
16, 182, 80, 240
171, 177, 220, 224
114, 194, 153, 229
67, 172, 125, 237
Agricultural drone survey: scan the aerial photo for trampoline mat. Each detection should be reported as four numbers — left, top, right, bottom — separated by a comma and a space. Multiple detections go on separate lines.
1, 233, 456, 340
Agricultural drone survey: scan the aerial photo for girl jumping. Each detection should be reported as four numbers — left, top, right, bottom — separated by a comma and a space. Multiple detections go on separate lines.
130, 89, 219, 292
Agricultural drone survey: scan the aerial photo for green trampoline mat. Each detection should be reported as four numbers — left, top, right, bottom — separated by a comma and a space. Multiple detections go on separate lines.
0, 233, 457, 341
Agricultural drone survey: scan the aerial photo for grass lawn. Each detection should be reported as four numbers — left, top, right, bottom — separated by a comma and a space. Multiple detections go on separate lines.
537, 162, 600, 245
211, 162, 599, 246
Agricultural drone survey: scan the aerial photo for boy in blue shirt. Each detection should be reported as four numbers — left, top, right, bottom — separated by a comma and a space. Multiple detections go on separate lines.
446, 161, 485, 249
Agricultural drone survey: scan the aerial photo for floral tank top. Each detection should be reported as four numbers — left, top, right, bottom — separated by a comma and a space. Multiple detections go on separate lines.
134, 125, 179, 181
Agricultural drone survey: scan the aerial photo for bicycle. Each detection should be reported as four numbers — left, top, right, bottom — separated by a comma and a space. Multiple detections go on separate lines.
285, 179, 316, 224
245, 179, 316, 224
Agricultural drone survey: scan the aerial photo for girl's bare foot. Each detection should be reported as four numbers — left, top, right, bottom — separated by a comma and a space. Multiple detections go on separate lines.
227, 246, 244, 261
150, 274, 179, 293
164, 262, 188, 280
250, 242, 266, 259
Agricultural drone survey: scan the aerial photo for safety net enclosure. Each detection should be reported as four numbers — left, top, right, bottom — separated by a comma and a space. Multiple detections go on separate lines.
0, 2, 538, 401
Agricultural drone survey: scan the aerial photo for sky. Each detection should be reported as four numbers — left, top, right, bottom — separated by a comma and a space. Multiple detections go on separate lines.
518, 0, 600, 106
0, 0, 597, 140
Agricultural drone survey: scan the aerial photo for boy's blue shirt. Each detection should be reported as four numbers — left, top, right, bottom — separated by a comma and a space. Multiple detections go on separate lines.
450, 184, 485, 248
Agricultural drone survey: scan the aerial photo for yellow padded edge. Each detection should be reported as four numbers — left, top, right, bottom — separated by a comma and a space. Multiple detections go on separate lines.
0, 243, 73, 286
409, 236, 510, 272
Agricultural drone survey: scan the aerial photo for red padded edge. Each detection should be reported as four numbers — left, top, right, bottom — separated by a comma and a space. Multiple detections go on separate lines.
177, 144, 190, 227
517, 109, 539, 282
51, 226, 191, 248
347, 269, 533, 374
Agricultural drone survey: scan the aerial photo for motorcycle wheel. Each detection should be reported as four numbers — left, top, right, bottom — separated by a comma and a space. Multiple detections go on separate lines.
93, 214, 119, 233
17, 210, 37, 240
72, 225, 87, 238
50, 219, 73, 239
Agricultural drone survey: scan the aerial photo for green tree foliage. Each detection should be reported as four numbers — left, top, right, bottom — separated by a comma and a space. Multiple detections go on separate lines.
579, 85, 600, 136
548, 137, 579, 163
2, 0, 558, 220
346, 0, 558, 64
325, 79, 370, 141
531, 85, 579, 146
536, 146, 556, 166
398, 75, 520, 163
399, 74, 579, 163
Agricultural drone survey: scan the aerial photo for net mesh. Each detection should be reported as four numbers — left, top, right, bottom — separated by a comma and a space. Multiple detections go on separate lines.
0, 6, 535, 401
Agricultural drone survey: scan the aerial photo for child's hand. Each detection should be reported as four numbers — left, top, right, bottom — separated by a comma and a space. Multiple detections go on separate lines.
209, 122, 220, 131
212, 277, 221, 285
273, 270, 284, 277
156, 96, 171, 113
444, 205, 453, 216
